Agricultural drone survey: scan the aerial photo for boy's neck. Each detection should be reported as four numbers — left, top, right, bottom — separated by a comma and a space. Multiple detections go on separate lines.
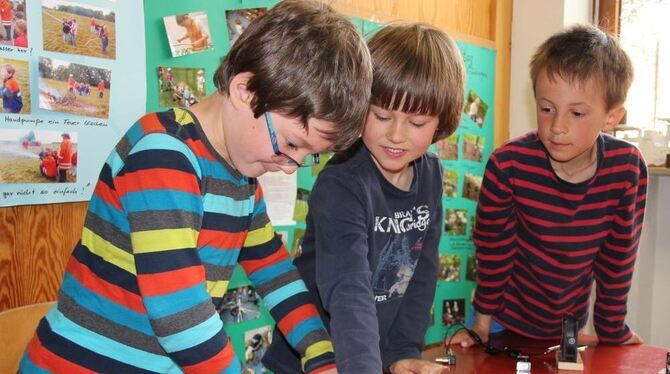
191, 93, 232, 164
550, 143, 598, 183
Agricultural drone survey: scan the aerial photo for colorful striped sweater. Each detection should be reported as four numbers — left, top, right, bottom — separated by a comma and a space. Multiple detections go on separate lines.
473, 132, 647, 344
20, 108, 335, 373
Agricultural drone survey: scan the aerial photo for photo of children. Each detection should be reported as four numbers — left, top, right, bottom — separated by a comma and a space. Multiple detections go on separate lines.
243, 325, 272, 374
465, 255, 476, 281
225, 7, 267, 47
291, 228, 305, 259
0, 129, 77, 183
445, 208, 468, 236
0, 57, 29, 114
157, 66, 205, 108
442, 298, 465, 327
41, 0, 116, 59
293, 187, 310, 222
438, 254, 461, 282
442, 168, 459, 198
462, 173, 483, 201
0, 0, 26, 47
464, 89, 488, 128
164, 11, 212, 57
462, 133, 484, 162
435, 132, 458, 160
38, 57, 111, 119
219, 285, 261, 324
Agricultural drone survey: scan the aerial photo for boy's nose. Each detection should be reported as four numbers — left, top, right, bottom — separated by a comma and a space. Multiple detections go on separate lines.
550, 115, 568, 134
386, 122, 406, 143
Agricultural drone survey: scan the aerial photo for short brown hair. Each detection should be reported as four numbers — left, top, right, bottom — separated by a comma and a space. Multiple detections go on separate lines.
214, 0, 372, 151
530, 24, 633, 110
367, 22, 465, 142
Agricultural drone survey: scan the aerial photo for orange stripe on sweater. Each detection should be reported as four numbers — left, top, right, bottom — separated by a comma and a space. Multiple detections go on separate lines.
26, 334, 97, 374
277, 304, 320, 334
182, 340, 236, 373
137, 265, 205, 296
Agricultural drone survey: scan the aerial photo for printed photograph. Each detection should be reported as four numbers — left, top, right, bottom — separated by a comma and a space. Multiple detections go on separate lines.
435, 132, 458, 161
41, 0, 115, 59
311, 151, 333, 176
462, 133, 485, 163
464, 89, 488, 128
1, 57, 30, 114
243, 325, 272, 374
291, 228, 305, 259
38, 57, 111, 119
293, 188, 310, 222
164, 11, 212, 57
157, 66, 205, 108
469, 215, 476, 241
438, 254, 461, 282
442, 298, 465, 327
220, 285, 261, 324
445, 208, 468, 236
0, 129, 77, 183
462, 173, 483, 201
276, 230, 289, 248
0, 0, 27, 47
225, 7, 267, 47
442, 168, 459, 198
466, 255, 477, 281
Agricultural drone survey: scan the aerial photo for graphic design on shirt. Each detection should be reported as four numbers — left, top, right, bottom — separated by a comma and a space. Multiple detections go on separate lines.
372, 205, 430, 302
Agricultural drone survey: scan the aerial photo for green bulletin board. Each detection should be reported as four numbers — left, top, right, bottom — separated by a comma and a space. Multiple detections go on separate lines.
143, 0, 496, 365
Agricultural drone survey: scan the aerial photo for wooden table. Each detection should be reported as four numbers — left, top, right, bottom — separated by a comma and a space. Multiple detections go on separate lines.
422, 331, 669, 373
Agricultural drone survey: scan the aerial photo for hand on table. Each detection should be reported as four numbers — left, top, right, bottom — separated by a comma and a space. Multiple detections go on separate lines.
389, 358, 444, 374
447, 324, 489, 348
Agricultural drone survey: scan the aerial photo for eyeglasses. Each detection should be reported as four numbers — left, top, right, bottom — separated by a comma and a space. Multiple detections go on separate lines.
263, 111, 320, 168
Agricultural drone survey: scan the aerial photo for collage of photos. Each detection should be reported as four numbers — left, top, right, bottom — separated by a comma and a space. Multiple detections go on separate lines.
164, 11, 212, 57
442, 168, 458, 198
41, 0, 115, 59
0, 0, 26, 48
462, 173, 483, 202
1, 57, 29, 114
243, 325, 272, 374
445, 208, 468, 236
462, 133, 485, 162
464, 89, 488, 128
0, 129, 77, 183
438, 254, 461, 282
435, 132, 458, 161
38, 57, 111, 119
157, 66, 205, 108
225, 7, 266, 46
442, 298, 465, 327
220, 286, 262, 325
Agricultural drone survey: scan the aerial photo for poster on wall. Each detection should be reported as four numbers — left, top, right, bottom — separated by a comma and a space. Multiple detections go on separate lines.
0, 0, 146, 207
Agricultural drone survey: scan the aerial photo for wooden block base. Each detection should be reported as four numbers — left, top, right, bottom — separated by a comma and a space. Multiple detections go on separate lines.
556, 351, 584, 371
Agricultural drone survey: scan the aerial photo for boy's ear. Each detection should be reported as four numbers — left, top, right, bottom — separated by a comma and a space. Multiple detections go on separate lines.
603, 107, 626, 132
228, 72, 255, 110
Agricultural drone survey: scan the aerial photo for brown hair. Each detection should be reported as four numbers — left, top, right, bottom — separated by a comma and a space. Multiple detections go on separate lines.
367, 22, 466, 142
530, 23, 633, 110
214, 0, 372, 151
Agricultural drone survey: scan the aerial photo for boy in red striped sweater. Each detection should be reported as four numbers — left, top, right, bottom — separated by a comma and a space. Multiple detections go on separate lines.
451, 24, 646, 347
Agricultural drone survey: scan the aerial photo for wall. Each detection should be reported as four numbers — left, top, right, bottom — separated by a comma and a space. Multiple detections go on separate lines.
508, 0, 592, 138
0, 0, 513, 313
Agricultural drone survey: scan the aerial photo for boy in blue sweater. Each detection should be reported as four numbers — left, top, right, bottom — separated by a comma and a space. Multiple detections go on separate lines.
265, 22, 466, 373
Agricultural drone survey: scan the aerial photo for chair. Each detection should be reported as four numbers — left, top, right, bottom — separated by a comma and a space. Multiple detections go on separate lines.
0, 301, 55, 373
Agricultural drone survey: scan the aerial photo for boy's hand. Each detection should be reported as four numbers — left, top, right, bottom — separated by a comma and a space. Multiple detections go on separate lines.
389, 358, 444, 374
623, 331, 643, 345
317, 368, 338, 374
447, 325, 489, 348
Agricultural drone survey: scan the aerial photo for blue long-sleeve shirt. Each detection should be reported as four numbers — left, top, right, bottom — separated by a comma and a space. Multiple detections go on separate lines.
265, 140, 443, 373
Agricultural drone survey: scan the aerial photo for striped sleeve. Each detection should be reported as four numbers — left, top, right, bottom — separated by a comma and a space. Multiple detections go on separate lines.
593, 149, 647, 343
472, 152, 517, 314
239, 183, 335, 373
116, 131, 236, 371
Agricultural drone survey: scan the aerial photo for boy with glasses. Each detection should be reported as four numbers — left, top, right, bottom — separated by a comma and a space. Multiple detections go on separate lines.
20, 1, 372, 373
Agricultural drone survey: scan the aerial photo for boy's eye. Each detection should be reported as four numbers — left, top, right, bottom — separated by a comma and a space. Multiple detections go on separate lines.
410, 121, 425, 127
286, 141, 298, 151
572, 111, 584, 117
540, 106, 554, 113
374, 113, 390, 121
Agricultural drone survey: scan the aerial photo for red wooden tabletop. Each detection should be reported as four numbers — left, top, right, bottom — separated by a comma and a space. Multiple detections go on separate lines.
422, 331, 669, 374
